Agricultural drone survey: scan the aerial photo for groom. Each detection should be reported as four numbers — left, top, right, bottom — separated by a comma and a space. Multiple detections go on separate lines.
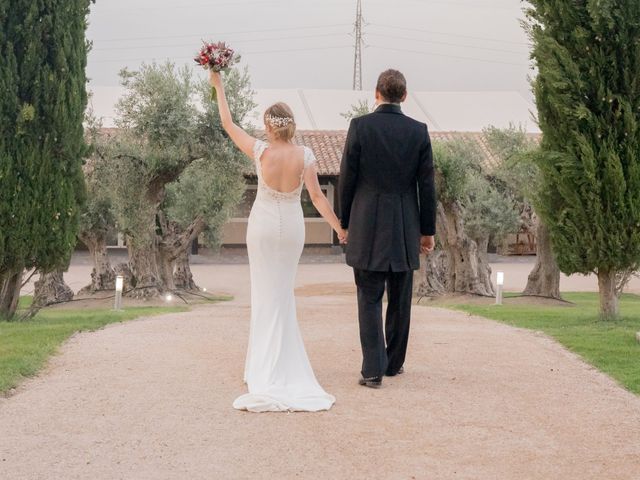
339, 69, 436, 388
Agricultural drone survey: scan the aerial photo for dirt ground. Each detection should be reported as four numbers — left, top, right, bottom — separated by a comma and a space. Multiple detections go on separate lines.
2, 263, 640, 479
22, 250, 640, 298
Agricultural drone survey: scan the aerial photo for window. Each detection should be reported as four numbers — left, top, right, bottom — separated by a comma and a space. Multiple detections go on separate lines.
301, 188, 325, 218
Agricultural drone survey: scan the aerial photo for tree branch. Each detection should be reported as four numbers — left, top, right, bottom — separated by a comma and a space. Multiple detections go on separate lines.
158, 215, 206, 262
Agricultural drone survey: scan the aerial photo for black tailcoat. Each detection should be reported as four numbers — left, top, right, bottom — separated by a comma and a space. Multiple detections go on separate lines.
339, 104, 436, 272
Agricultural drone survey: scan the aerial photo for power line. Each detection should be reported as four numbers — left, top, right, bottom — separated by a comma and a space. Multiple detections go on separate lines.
90, 22, 528, 53
369, 23, 530, 46
87, 24, 529, 69
366, 32, 526, 55
99, 0, 273, 9
365, 0, 514, 11
91, 23, 353, 43
97, 0, 347, 11
91, 30, 525, 60
91, 45, 353, 64
88, 31, 528, 68
93, 33, 349, 52
90, 43, 529, 69
92, 32, 524, 63
367, 45, 528, 67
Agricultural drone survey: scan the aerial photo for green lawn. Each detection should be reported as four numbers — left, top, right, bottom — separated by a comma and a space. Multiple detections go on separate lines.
0, 297, 188, 394
441, 292, 640, 394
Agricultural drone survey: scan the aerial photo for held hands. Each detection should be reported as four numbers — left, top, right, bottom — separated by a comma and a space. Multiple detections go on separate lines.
336, 230, 431, 250
420, 235, 435, 255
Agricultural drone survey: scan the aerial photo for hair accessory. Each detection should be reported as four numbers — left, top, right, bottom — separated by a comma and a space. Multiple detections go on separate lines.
265, 114, 294, 128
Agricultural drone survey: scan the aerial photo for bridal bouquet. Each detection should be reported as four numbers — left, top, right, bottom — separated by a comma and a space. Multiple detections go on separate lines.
194, 41, 240, 100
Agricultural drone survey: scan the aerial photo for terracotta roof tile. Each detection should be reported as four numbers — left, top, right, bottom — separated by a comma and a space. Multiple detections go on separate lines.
288, 130, 541, 175
99, 128, 540, 176
293, 130, 346, 176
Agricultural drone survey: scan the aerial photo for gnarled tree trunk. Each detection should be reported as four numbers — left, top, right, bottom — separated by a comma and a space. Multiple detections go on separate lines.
416, 203, 495, 297
113, 263, 134, 293
174, 250, 199, 291
0, 269, 23, 320
127, 238, 164, 298
413, 251, 447, 297
437, 202, 495, 296
78, 231, 115, 294
473, 234, 494, 296
157, 213, 205, 292
523, 220, 561, 299
32, 270, 74, 308
157, 246, 176, 292
598, 269, 620, 321
126, 182, 169, 298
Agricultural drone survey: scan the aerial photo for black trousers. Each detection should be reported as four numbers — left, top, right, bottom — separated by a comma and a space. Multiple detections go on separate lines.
354, 269, 413, 378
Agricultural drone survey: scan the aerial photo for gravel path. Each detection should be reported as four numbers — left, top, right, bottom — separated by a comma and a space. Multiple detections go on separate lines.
2, 267, 640, 479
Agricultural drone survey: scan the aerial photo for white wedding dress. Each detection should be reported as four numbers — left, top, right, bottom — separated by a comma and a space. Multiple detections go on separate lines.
233, 140, 336, 413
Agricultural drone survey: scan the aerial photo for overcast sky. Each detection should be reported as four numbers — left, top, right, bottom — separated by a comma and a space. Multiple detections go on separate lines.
87, 0, 532, 96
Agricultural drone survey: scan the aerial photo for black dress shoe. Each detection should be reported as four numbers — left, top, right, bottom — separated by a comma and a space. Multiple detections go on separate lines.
385, 366, 405, 377
359, 376, 382, 388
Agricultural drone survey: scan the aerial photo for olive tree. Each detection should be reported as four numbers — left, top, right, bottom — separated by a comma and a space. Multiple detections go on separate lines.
415, 137, 518, 297
485, 125, 562, 299
94, 64, 254, 297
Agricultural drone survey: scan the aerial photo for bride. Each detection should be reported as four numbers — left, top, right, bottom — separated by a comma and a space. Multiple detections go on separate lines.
209, 71, 343, 412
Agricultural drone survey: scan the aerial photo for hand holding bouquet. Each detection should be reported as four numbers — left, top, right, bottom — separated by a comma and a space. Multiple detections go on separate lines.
194, 41, 240, 100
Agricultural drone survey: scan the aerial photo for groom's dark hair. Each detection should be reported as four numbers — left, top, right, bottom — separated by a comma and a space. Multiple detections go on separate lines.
376, 69, 407, 104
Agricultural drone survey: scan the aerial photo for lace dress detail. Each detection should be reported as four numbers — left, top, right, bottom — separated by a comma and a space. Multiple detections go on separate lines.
252, 140, 316, 203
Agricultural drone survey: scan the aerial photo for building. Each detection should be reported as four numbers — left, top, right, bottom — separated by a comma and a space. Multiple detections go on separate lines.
215, 88, 539, 247
220, 129, 535, 247
89, 87, 540, 250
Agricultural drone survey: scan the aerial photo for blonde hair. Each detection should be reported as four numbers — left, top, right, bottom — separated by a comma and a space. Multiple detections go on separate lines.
264, 102, 296, 141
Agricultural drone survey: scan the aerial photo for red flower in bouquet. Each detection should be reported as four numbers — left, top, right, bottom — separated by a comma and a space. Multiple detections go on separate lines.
194, 41, 239, 72
194, 41, 240, 101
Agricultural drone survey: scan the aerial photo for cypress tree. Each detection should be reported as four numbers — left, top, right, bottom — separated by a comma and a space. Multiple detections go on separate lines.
526, 1, 640, 319
0, 1, 91, 319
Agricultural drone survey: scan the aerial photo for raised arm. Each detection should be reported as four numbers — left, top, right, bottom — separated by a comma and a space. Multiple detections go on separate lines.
209, 71, 256, 158
338, 118, 361, 230
418, 124, 437, 253
304, 164, 347, 244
